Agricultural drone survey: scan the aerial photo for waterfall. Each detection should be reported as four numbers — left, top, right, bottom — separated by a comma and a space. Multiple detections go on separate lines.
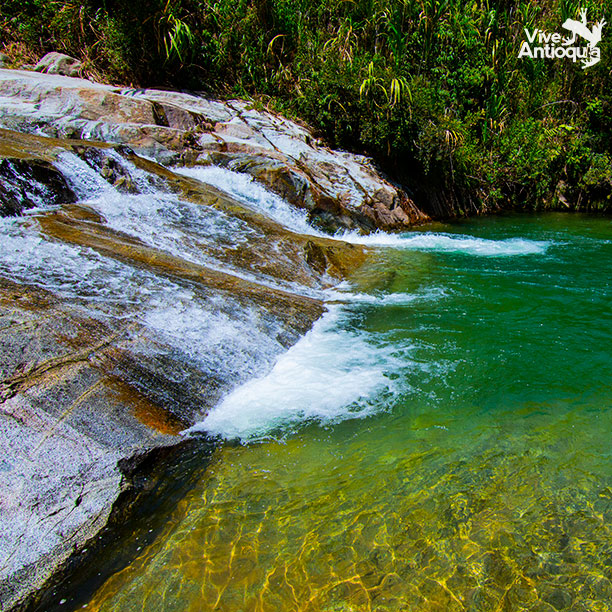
0, 148, 552, 440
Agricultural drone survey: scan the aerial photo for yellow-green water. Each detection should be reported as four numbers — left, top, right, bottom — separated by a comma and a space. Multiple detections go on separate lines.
86, 214, 612, 611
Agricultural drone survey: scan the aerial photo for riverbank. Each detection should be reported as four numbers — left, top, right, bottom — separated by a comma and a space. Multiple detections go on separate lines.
0, 67, 419, 610
2, 1, 611, 218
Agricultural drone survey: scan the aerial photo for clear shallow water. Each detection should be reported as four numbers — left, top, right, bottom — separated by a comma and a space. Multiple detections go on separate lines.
85, 213, 612, 611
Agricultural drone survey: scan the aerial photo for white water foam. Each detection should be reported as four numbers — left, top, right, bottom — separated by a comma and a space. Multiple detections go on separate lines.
0, 221, 144, 304
186, 307, 412, 441
52, 154, 320, 297
6, 152, 553, 444
141, 292, 283, 379
0, 217, 284, 377
88, 190, 253, 251
324, 284, 450, 306
53, 151, 116, 198
79, 188, 323, 298
337, 231, 550, 256
173, 165, 324, 237
54, 151, 258, 254
54, 149, 161, 198
168, 164, 552, 259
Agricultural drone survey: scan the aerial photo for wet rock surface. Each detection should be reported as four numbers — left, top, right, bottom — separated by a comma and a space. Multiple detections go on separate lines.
0, 158, 76, 216
0, 69, 428, 232
0, 277, 179, 609
0, 94, 373, 608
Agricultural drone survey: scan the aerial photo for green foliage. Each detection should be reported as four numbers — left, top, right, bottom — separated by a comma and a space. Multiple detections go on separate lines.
154, 1, 196, 63
1, 0, 611, 215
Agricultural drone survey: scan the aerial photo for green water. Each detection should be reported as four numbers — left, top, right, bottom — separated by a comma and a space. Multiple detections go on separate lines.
86, 214, 612, 611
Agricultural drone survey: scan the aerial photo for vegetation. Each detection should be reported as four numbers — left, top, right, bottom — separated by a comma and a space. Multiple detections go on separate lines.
1, 0, 612, 217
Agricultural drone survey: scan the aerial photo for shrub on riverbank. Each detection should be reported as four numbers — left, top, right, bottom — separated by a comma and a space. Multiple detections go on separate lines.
1, 0, 611, 217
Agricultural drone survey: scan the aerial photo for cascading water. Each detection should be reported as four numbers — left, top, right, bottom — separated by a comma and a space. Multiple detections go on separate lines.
1, 153, 551, 431
0, 152, 325, 417
173, 165, 324, 238
6, 146, 612, 612
68, 201, 612, 612
169, 166, 554, 442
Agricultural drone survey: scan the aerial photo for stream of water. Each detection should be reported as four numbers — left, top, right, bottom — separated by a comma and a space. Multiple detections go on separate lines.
3, 151, 611, 610
76, 204, 612, 611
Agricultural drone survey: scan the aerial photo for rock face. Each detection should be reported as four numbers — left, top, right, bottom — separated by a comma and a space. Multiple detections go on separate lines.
0, 158, 76, 216
0, 68, 424, 611
0, 68, 428, 232
0, 278, 178, 609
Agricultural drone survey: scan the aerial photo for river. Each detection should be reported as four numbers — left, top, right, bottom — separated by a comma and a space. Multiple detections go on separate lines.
76, 206, 612, 610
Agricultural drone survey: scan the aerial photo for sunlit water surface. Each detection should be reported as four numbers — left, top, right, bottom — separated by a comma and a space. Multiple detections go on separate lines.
86, 214, 612, 611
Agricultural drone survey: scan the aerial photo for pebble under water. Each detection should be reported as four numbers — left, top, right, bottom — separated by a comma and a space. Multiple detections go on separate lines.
84, 213, 612, 611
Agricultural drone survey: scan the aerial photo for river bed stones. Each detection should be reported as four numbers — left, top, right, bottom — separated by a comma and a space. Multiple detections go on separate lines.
82, 432, 612, 612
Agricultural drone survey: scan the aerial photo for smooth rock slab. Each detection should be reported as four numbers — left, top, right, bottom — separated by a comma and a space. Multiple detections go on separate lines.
0, 279, 181, 609
0, 69, 429, 232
